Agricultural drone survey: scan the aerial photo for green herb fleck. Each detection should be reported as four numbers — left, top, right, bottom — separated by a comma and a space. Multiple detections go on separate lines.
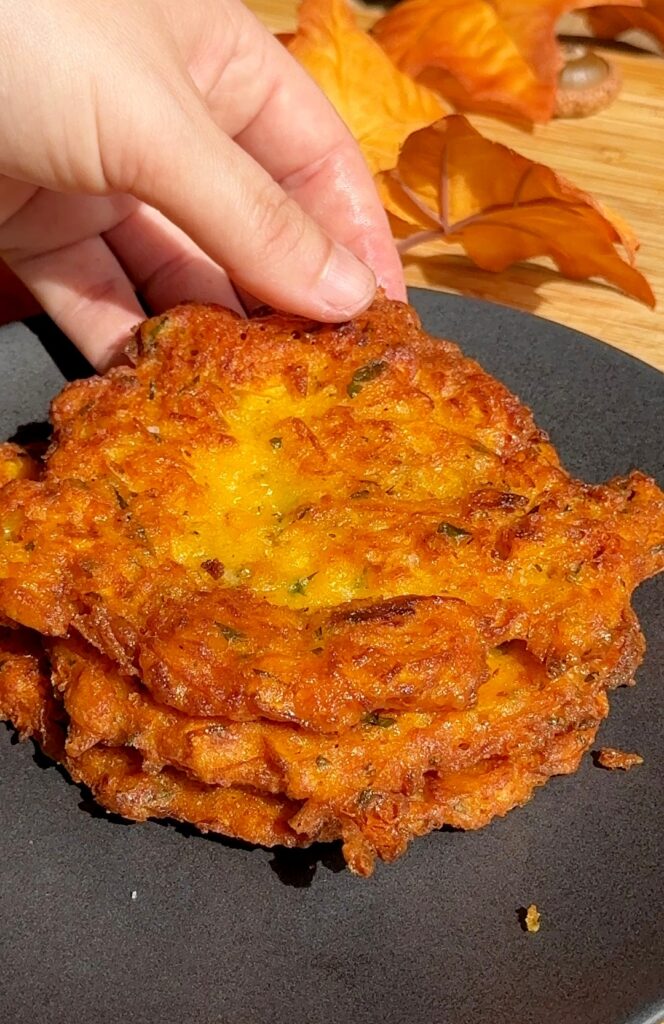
566, 562, 583, 582
347, 360, 387, 398
150, 317, 168, 338
289, 572, 317, 595
142, 316, 169, 353
315, 756, 330, 769
112, 487, 129, 511
357, 788, 376, 810
354, 565, 369, 592
214, 622, 246, 643
269, 437, 282, 450
437, 521, 470, 540
362, 711, 396, 728
155, 778, 175, 801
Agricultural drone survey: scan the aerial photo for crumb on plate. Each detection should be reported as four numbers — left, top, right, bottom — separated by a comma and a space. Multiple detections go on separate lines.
524, 904, 541, 933
596, 748, 644, 771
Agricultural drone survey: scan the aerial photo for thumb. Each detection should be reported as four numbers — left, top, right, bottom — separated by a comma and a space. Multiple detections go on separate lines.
120, 89, 377, 321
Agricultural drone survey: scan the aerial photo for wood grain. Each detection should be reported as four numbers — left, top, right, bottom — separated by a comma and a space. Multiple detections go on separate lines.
249, 0, 664, 371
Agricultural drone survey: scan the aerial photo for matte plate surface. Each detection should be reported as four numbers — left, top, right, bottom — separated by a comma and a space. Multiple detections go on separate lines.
1, 289, 662, 1024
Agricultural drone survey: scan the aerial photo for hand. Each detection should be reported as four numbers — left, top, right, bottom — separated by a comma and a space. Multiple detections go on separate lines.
0, 0, 405, 369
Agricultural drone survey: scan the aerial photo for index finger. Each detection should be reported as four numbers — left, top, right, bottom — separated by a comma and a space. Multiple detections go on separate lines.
190, 6, 406, 300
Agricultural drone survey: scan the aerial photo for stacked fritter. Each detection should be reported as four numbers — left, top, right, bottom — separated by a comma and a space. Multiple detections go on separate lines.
0, 298, 662, 875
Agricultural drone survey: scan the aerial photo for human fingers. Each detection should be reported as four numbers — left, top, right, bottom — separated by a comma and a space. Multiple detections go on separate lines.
123, 90, 377, 322
0, 260, 41, 324
103, 204, 243, 316
178, 5, 405, 300
5, 235, 144, 370
0, 190, 146, 367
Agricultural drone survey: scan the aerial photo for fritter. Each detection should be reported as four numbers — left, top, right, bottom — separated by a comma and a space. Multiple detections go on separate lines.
52, 630, 627, 805
0, 443, 40, 488
1, 627, 606, 874
0, 296, 662, 874
0, 297, 662, 732
0, 445, 41, 629
49, 627, 623, 872
0, 626, 64, 761
0, 628, 315, 850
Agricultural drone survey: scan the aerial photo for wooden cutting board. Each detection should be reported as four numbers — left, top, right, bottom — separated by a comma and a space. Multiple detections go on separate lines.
248, 0, 664, 371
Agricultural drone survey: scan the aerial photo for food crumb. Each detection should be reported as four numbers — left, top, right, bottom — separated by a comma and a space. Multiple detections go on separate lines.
595, 748, 644, 771
522, 904, 541, 933
131, 890, 137, 901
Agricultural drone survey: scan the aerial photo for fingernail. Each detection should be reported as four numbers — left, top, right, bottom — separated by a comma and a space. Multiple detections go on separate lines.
318, 245, 376, 318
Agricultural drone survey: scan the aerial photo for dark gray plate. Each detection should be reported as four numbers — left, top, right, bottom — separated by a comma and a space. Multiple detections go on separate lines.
1, 289, 662, 1024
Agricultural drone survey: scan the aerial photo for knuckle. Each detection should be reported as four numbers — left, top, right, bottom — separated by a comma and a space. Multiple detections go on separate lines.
251, 188, 309, 267
71, 276, 124, 310
141, 251, 197, 295
55, 275, 127, 323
